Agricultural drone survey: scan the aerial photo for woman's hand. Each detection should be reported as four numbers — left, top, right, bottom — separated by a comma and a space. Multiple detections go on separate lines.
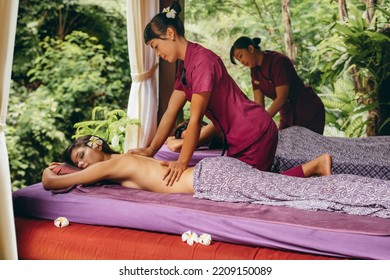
43, 167, 56, 175
47, 162, 63, 170
160, 160, 187, 186
42, 167, 58, 189
127, 146, 156, 157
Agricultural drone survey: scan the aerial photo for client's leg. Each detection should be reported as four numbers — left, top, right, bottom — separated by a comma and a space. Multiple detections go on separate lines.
281, 153, 332, 177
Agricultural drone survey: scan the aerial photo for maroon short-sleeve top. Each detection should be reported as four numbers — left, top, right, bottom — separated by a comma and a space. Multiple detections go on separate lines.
174, 42, 275, 156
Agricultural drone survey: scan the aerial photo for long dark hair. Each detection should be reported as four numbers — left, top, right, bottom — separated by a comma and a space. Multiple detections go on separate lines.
63, 135, 119, 166
144, 1, 185, 44
229, 36, 262, 64
174, 120, 208, 139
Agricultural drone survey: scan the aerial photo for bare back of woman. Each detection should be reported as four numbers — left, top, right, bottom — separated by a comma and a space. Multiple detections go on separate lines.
113, 154, 195, 194
43, 153, 195, 194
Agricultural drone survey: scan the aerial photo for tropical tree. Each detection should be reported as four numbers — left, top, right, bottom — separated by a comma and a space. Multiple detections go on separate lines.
13, 0, 130, 88
316, 2, 390, 136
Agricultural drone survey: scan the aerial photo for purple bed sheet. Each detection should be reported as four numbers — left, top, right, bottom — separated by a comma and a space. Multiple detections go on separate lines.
13, 181, 390, 260
154, 144, 222, 166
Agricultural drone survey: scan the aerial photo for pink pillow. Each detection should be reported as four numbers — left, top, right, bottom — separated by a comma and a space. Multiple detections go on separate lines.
51, 163, 80, 175
49, 164, 80, 194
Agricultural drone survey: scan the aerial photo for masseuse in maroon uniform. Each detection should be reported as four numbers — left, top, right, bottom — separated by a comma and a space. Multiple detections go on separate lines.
128, 1, 330, 186
230, 36, 325, 134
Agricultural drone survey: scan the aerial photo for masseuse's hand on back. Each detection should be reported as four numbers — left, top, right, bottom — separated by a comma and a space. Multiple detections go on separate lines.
161, 160, 187, 186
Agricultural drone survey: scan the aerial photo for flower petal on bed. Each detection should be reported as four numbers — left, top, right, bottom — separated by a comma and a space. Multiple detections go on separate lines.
181, 231, 198, 245
198, 233, 212, 245
54, 216, 69, 228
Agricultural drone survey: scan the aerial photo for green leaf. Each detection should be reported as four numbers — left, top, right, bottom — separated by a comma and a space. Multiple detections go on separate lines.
333, 23, 355, 37
344, 116, 365, 137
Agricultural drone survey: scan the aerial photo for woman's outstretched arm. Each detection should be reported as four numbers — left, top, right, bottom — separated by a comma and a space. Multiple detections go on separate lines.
42, 159, 115, 190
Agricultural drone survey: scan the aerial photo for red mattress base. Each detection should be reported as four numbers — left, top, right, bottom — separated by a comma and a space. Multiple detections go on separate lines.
15, 217, 343, 260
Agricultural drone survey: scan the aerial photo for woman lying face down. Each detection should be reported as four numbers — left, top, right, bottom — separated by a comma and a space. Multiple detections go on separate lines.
42, 135, 331, 194
42, 135, 195, 193
42, 136, 390, 219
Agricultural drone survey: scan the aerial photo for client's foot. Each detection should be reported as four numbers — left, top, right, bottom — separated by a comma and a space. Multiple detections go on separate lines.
302, 153, 333, 177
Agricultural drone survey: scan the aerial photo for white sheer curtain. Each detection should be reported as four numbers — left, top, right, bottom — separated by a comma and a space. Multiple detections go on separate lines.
125, 0, 159, 150
0, 0, 19, 260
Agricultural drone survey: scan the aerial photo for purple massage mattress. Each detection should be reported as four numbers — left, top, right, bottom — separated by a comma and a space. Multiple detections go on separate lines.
13, 181, 390, 260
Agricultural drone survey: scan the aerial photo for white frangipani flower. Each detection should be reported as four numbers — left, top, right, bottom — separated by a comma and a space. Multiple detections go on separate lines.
198, 233, 212, 246
87, 136, 103, 149
54, 217, 69, 228
162, 7, 176, 19
181, 231, 198, 245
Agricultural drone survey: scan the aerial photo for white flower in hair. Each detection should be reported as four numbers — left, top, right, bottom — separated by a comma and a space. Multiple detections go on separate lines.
181, 230, 198, 245
162, 7, 176, 19
87, 136, 103, 149
198, 233, 212, 246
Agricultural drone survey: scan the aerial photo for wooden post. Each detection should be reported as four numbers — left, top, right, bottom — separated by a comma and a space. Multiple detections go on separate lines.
281, 0, 296, 62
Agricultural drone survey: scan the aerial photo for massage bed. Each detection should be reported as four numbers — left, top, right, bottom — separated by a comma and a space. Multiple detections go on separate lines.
13, 151, 390, 260
12, 180, 390, 260
12, 127, 390, 260
13, 180, 390, 260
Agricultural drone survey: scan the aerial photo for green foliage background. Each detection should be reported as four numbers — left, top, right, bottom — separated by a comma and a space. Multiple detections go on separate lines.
7, 0, 130, 190
72, 106, 139, 153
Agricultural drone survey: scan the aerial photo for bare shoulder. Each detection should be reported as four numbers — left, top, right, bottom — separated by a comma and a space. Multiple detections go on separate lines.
111, 153, 160, 166
107, 153, 138, 165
